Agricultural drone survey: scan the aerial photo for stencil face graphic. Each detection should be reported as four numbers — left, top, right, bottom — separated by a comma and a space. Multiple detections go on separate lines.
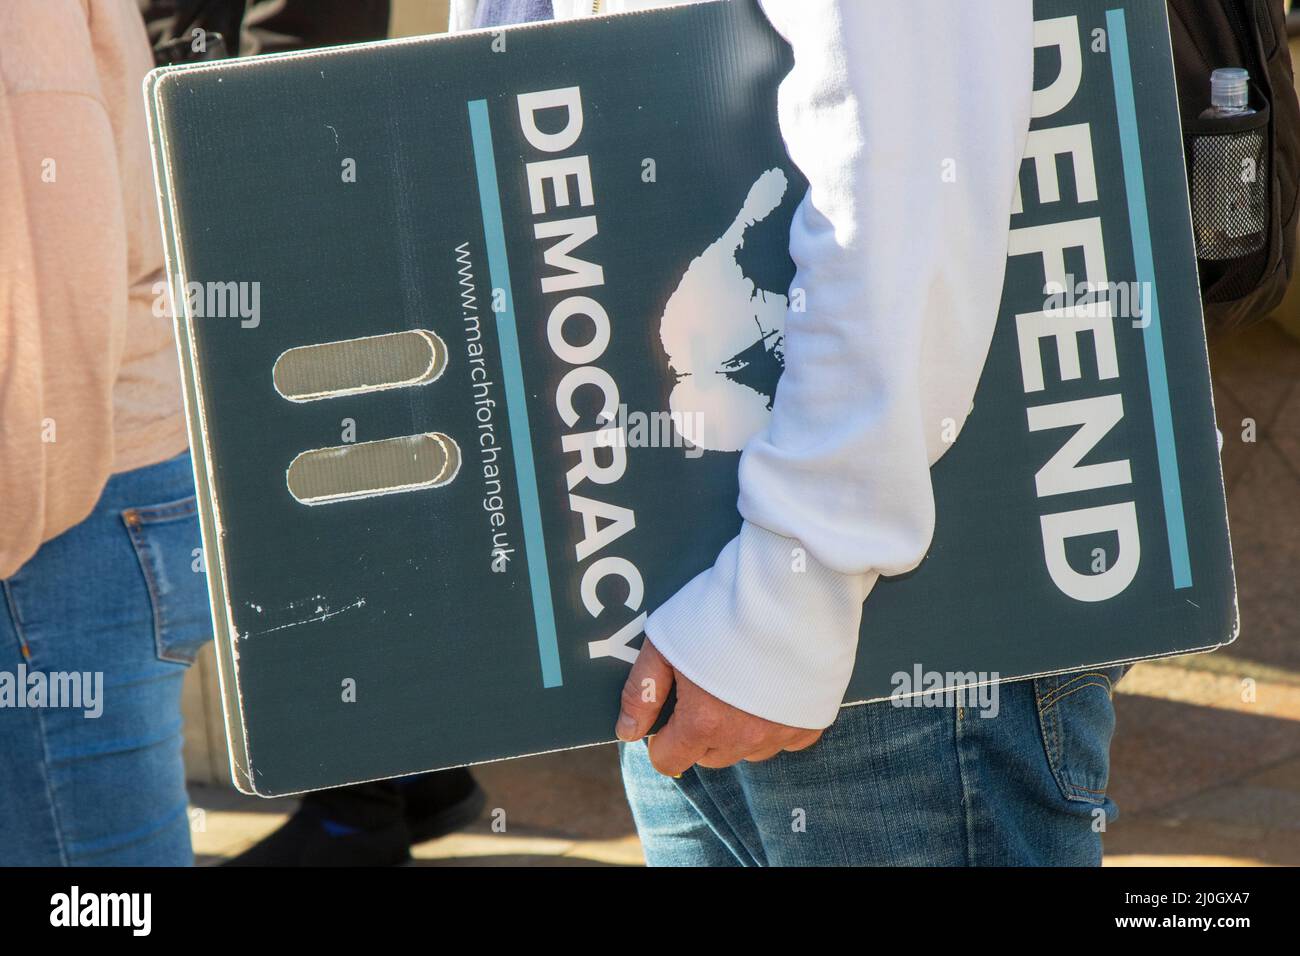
658, 168, 790, 452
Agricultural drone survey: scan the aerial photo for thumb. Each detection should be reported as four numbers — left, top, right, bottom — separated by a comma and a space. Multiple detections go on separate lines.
616, 639, 674, 742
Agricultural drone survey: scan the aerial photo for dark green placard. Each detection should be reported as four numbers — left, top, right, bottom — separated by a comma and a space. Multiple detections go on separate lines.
147, 0, 1234, 795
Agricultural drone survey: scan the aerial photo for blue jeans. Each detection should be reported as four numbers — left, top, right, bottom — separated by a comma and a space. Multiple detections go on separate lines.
0, 452, 212, 866
621, 666, 1125, 866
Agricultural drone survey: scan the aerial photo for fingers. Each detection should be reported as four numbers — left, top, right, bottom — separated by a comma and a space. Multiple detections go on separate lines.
782, 729, 824, 753
646, 712, 709, 777
621, 649, 828, 776
741, 729, 824, 764
615, 639, 674, 742
660, 723, 821, 775
697, 746, 755, 769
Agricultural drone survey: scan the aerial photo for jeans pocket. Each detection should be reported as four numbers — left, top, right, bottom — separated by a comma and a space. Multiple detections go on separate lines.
1033, 666, 1126, 805
122, 496, 213, 665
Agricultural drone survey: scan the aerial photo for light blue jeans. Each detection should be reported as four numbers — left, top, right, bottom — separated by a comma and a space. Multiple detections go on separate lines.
620, 666, 1125, 866
0, 452, 212, 866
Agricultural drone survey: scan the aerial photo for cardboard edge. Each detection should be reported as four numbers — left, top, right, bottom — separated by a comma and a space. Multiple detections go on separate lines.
247, 637, 1235, 797
144, 68, 257, 795
1156, 2, 1243, 648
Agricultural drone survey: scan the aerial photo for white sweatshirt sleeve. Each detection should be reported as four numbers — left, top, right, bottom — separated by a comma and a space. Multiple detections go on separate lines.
644, 0, 1035, 729
448, 1, 480, 31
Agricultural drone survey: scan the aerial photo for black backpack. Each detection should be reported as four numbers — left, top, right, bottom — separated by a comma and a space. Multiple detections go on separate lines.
141, 1, 391, 64
141, 0, 245, 64
1169, 0, 1300, 334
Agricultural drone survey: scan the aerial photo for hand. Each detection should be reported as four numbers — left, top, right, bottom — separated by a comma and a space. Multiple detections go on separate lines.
615, 639, 823, 775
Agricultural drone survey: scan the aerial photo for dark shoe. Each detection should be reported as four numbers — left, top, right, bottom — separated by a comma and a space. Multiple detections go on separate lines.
400, 769, 487, 844
222, 808, 412, 867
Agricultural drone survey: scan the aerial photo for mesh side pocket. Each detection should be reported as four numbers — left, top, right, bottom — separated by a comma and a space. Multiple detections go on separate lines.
1188, 123, 1270, 264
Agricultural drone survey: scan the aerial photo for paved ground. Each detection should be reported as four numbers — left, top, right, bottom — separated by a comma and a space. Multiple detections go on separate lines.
191, 321, 1300, 866
1103, 320, 1300, 866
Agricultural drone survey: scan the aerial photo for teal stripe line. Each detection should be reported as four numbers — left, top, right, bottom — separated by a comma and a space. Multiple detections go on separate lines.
1106, 8, 1192, 589
468, 99, 563, 686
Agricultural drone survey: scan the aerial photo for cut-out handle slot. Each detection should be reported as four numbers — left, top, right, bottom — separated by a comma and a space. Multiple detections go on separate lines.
273, 330, 447, 402
287, 433, 461, 505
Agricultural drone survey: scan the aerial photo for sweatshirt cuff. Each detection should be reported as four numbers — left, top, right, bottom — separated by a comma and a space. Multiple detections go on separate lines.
644, 521, 875, 729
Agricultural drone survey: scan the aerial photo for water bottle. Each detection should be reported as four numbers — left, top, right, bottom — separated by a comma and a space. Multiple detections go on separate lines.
1199, 67, 1256, 120
1194, 68, 1266, 260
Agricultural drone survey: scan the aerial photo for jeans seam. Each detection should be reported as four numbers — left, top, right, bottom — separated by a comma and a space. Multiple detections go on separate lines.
953, 703, 976, 866
122, 510, 182, 664
128, 497, 198, 523
1039, 681, 1113, 712
2, 580, 30, 661
812, 730, 854, 867
122, 496, 203, 666
672, 769, 752, 865
1038, 672, 1114, 710
1035, 687, 1065, 788
2, 581, 70, 865
1035, 677, 1111, 804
